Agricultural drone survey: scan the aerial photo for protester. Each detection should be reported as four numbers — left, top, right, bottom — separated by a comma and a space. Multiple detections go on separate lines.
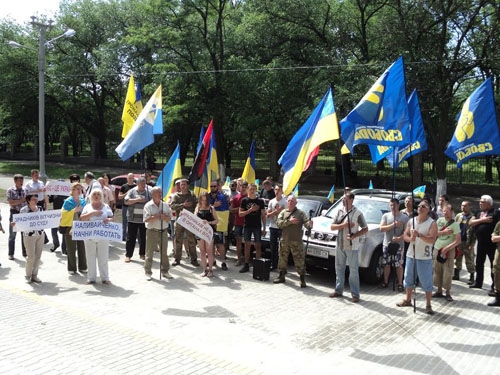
143, 187, 173, 280
195, 192, 218, 277
7, 174, 27, 260
99, 175, 116, 212
49, 179, 66, 253
397, 199, 437, 314
488, 221, 500, 306
274, 195, 312, 288
83, 171, 102, 203
454, 200, 476, 284
169, 178, 199, 267
60, 183, 87, 275
329, 192, 368, 303
267, 184, 287, 270
468, 195, 498, 293
118, 173, 136, 241
209, 179, 229, 270
18, 194, 45, 283
79, 189, 114, 285
238, 183, 266, 273
379, 198, 409, 291
432, 204, 461, 302
124, 177, 152, 262
231, 180, 247, 266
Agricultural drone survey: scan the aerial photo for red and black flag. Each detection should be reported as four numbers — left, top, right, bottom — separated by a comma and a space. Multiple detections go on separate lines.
188, 119, 214, 183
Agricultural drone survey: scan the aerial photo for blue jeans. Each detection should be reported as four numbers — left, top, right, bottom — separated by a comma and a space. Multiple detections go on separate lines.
335, 248, 360, 298
269, 227, 281, 269
8, 213, 26, 257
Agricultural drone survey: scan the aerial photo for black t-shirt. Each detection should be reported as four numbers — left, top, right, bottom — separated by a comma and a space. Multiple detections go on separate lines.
241, 197, 265, 227
120, 183, 137, 195
474, 208, 498, 247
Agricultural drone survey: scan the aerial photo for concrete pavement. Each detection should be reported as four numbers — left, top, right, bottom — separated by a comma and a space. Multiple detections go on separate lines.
1, 183, 500, 373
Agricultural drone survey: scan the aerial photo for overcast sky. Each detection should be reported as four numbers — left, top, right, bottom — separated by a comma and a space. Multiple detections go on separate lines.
2, 0, 62, 24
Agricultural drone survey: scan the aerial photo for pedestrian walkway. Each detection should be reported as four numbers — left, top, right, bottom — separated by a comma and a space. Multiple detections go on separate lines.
1, 199, 500, 374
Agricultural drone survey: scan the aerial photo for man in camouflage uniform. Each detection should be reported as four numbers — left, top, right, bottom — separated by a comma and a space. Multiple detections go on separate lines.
273, 195, 312, 288
169, 178, 199, 267
454, 200, 476, 284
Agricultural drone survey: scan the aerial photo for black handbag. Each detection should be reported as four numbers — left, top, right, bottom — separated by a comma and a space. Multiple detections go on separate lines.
58, 226, 69, 234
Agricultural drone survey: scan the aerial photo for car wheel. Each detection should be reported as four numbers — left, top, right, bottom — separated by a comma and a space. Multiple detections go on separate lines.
363, 246, 383, 284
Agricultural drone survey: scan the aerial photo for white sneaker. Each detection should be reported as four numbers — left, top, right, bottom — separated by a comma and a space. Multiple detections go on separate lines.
145, 274, 152, 281
162, 272, 173, 279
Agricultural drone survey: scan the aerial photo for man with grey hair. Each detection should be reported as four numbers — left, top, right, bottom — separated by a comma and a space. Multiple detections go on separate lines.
469, 194, 498, 292
124, 177, 152, 262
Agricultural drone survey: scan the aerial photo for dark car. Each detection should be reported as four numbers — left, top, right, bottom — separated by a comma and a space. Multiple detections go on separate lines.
111, 173, 157, 209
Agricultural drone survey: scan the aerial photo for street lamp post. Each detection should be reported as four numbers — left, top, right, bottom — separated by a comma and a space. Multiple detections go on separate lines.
9, 17, 75, 180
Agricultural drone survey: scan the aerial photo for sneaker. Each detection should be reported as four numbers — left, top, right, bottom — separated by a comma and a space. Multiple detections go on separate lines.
162, 272, 173, 279
201, 269, 208, 277
239, 264, 250, 273
172, 260, 181, 266
352, 296, 360, 303
221, 262, 228, 271
125, 257, 131, 263
146, 274, 152, 281
25, 276, 32, 283
329, 292, 343, 298
8, 255, 14, 260
68, 271, 76, 275
191, 259, 200, 267
79, 269, 88, 274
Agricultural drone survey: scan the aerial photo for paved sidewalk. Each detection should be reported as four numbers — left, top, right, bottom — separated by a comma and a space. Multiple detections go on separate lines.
1, 200, 500, 374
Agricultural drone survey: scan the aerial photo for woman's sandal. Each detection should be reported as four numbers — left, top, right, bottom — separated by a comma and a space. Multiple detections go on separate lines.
207, 270, 213, 278
398, 284, 404, 292
378, 282, 389, 289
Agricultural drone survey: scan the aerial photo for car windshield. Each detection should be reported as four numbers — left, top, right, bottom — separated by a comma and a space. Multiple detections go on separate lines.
297, 200, 321, 218
324, 198, 390, 224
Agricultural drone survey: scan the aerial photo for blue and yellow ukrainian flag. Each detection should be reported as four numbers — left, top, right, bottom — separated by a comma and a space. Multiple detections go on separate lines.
445, 78, 500, 166
156, 142, 182, 200
412, 185, 426, 199
278, 88, 339, 195
241, 140, 256, 184
327, 185, 335, 203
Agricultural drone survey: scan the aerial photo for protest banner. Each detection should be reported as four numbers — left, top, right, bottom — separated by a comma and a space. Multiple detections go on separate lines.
13, 210, 62, 232
176, 209, 213, 244
45, 180, 72, 196
71, 221, 123, 242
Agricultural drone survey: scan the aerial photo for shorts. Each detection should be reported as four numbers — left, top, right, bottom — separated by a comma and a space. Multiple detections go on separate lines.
234, 225, 244, 238
244, 226, 262, 243
403, 257, 433, 292
382, 245, 403, 267
214, 231, 224, 245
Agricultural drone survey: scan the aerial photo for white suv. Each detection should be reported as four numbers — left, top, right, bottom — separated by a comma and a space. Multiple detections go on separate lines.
303, 189, 412, 284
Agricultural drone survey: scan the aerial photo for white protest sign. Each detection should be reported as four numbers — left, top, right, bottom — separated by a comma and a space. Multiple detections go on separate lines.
13, 210, 62, 232
176, 209, 213, 244
71, 221, 123, 242
45, 180, 72, 196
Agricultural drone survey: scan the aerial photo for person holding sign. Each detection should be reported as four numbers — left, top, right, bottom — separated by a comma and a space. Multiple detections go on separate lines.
17, 194, 45, 283
61, 183, 87, 275
80, 189, 114, 285
195, 192, 218, 278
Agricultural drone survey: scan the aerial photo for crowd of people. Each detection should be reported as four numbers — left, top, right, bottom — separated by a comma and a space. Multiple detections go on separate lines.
2, 170, 500, 313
